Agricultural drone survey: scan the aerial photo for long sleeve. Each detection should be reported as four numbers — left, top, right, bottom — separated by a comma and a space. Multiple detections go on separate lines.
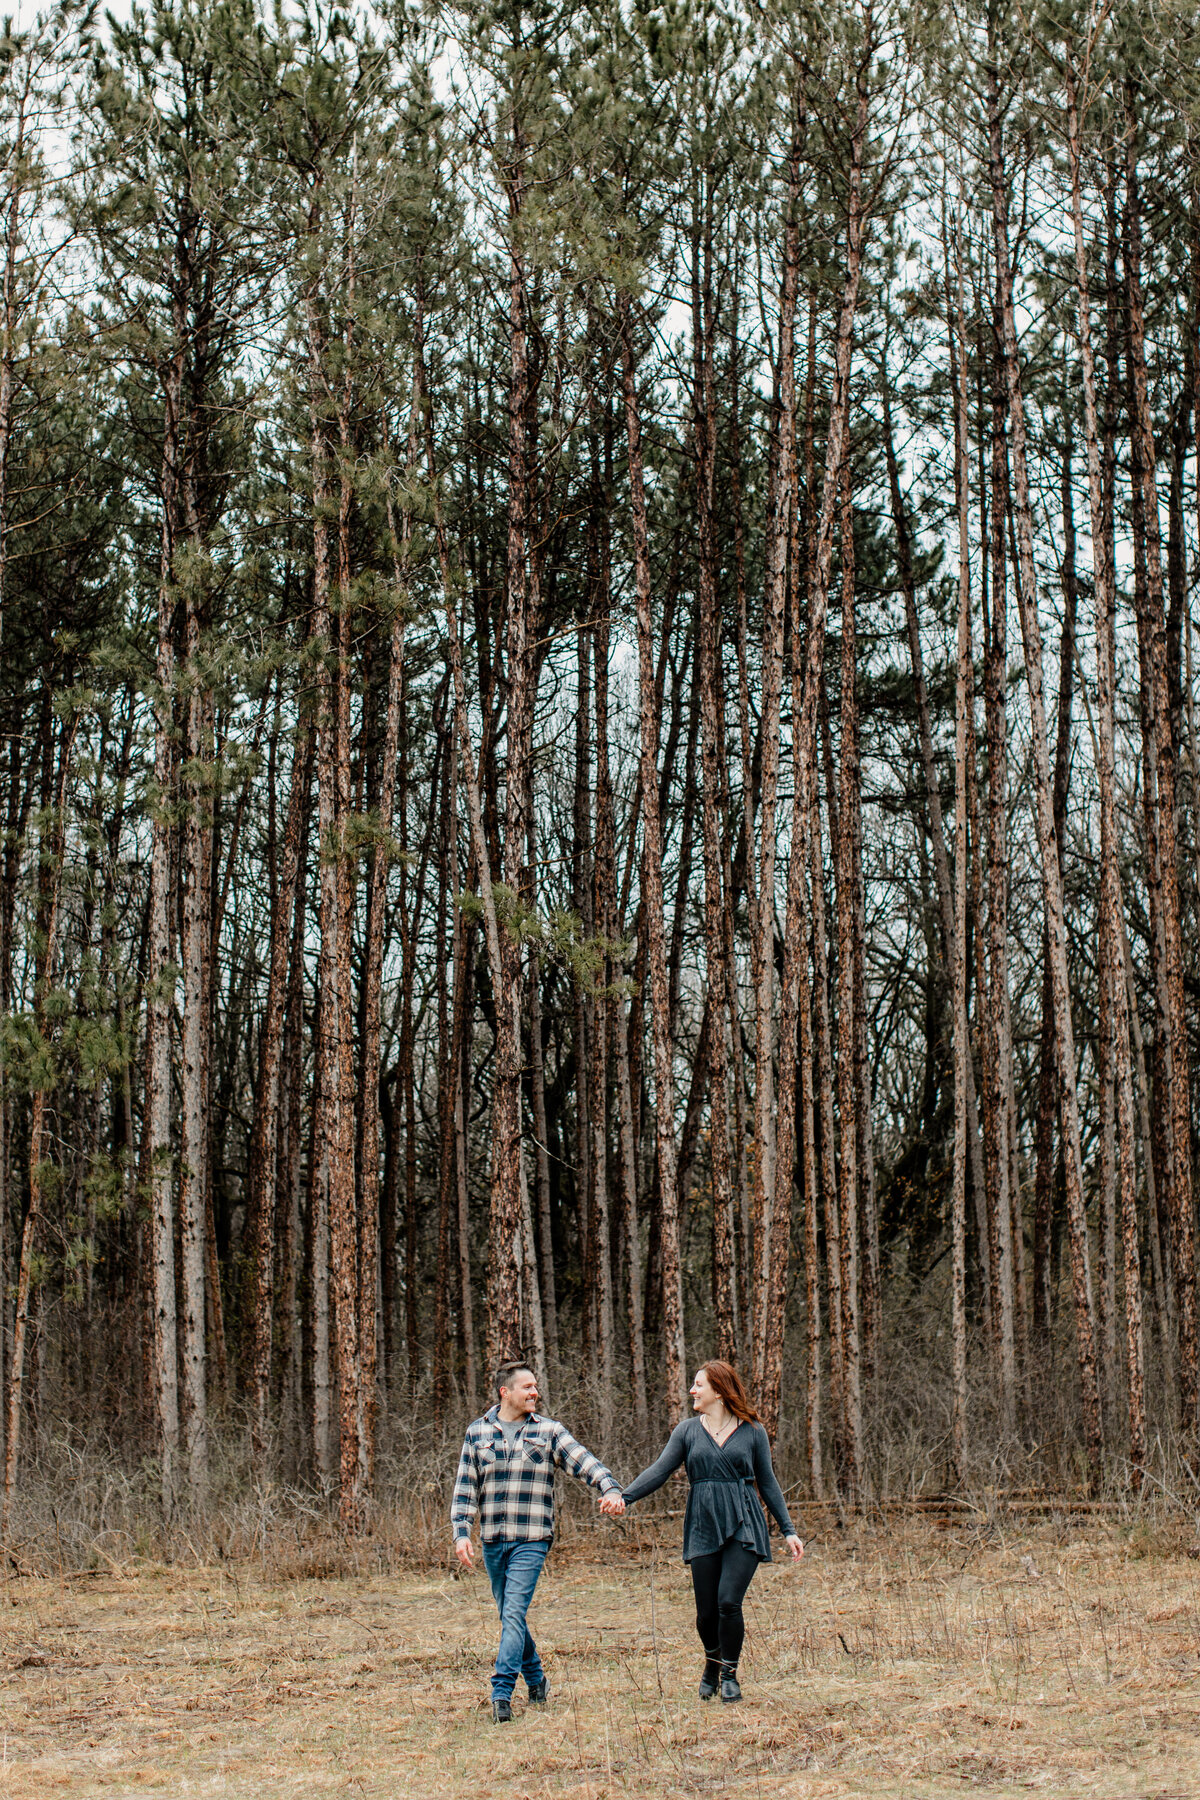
450, 1436, 478, 1539
751, 1425, 796, 1536
621, 1423, 688, 1503
550, 1422, 621, 1495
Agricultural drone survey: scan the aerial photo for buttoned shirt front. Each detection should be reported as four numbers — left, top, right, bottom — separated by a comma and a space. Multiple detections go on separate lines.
450, 1407, 620, 1544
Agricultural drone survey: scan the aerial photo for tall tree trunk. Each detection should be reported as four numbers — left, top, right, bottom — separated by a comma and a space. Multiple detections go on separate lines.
751, 120, 801, 1377
591, 575, 622, 1395
833, 475, 861, 1409
621, 294, 686, 1422
574, 625, 594, 1364
484, 150, 535, 1372
981, 303, 1015, 1413
835, 470, 878, 1385
588, 939, 614, 1399
615, 995, 648, 1432
308, 982, 332, 1482
307, 271, 359, 1524
586, 692, 614, 1404
815, 772, 860, 1493
146, 352, 184, 1510
986, 54, 1102, 1479
1032, 420, 1079, 1391
456, 923, 478, 1417
691, 200, 735, 1362
1123, 90, 1197, 1429
592, 419, 645, 1418
248, 726, 312, 1456
179, 650, 209, 1506
1054, 433, 1099, 1391
850, 717, 879, 1385
0, 80, 30, 1499
1, 728, 71, 1545
950, 212, 973, 1480
398, 755, 438, 1397
1065, 66, 1146, 1472
527, 942, 558, 1370
798, 863, 824, 1496
0, 735, 19, 1481
277, 819, 308, 1471
433, 790, 453, 1420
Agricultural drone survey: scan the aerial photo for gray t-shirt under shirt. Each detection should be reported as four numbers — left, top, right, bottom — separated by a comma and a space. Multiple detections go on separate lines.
498, 1417, 524, 1449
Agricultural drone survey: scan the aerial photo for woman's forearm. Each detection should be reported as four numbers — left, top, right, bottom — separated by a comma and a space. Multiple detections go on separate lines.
621, 1430, 686, 1503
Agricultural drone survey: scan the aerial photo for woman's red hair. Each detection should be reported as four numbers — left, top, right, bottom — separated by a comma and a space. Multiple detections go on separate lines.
700, 1360, 760, 1424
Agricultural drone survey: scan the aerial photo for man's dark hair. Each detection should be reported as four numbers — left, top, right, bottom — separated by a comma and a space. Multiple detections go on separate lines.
495, 1361, 535, 1400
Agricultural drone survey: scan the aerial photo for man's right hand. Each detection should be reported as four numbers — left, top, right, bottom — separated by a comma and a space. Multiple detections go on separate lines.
454, 1537, 474, 1569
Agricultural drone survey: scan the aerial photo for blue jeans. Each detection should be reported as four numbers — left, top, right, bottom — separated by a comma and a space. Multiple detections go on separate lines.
481, 1538, 550, 1700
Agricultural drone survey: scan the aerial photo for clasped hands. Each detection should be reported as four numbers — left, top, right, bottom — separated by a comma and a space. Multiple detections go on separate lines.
454, 1492, 624, 1565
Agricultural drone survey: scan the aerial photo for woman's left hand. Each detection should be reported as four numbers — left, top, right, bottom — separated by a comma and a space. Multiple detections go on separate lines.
785, 1535, 804, 1561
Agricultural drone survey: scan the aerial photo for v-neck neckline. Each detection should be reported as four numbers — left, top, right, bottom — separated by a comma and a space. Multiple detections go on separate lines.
700, 1416, 741, 1451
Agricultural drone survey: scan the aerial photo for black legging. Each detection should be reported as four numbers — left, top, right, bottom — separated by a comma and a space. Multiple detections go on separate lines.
689, 1540, 760, 1670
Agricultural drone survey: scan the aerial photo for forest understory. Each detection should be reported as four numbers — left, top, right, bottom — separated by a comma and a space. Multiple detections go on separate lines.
3, 1287, 1198, 1581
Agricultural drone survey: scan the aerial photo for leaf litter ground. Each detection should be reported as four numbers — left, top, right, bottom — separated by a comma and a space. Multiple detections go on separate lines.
1, 1516, 1198, 1798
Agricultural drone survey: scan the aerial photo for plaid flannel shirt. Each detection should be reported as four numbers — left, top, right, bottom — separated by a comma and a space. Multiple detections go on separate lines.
450, 1407, 620, 1544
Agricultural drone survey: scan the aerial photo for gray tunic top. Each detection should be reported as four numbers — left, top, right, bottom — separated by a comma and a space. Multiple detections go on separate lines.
621, 1417, 797, 1563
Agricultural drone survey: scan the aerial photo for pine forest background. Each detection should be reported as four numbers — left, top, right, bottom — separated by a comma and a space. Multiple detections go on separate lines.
0, 0, 1197, 1556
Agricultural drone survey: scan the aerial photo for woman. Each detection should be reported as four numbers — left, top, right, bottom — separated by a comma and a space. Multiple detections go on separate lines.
621, 1361, 803, 1702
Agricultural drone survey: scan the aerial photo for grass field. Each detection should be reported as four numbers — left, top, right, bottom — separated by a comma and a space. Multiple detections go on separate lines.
2, 1512, 1199, 1798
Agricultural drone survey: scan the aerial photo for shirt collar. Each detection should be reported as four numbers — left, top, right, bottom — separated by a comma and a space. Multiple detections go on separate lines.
485, 1405, 542, 1430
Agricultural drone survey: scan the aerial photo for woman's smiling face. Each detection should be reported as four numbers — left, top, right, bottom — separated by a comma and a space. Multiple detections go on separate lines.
690, 1368, 719, 1410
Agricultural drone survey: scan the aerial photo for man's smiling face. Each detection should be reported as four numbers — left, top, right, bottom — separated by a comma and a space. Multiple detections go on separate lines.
501, 1369, 539, 1415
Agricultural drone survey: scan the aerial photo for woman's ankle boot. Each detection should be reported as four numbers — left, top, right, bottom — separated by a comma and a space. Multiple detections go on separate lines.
720, 1663, 742, 1703
698, 1652, 721, 1700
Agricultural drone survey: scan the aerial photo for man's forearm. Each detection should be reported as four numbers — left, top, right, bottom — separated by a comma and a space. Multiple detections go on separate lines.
557, 1428, 621, 1495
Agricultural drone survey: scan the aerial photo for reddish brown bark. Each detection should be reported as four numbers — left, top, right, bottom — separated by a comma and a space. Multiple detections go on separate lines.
304, 227, 360, 1522
1122, 91, 1196, 1429
751, 120, 801, 1382
486, 145, 534, 1370
690, 200, 735, 1362
248, 725, 312, 1454
834, 473, 864, 1419
2, 723, 73, 1544
950, 210, 972, 1481
621, 293, 686, 1422
591, 593, 620, 1391
1064, 65, 1145, 1470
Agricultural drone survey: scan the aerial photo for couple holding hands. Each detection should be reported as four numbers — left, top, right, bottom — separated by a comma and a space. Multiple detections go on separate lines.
450, 1358, 804, 1721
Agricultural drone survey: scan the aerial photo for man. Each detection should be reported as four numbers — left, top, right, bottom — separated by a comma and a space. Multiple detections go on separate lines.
451, 1361, 626, 1722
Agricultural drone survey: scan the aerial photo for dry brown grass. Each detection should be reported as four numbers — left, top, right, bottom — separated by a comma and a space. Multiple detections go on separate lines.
1, 1514, 1199, 1799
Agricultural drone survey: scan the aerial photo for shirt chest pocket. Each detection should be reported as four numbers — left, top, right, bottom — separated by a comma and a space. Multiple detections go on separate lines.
521, 1437, 550, 1467
476, 1444, 498, 1473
